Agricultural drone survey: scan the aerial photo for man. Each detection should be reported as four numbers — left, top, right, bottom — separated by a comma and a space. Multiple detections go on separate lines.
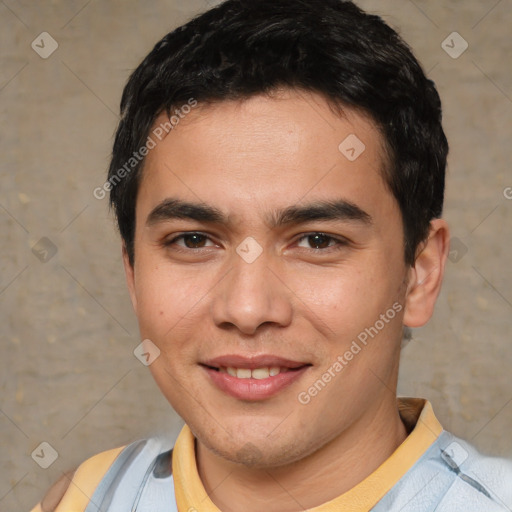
32, 0, 512, 510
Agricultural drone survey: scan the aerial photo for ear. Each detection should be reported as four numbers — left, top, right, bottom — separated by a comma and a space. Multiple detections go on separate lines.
122, 244, 138, 314
403, 219, 450, 328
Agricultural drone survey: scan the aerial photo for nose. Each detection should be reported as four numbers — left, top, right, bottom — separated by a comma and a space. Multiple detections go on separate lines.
210, 249, 293, 335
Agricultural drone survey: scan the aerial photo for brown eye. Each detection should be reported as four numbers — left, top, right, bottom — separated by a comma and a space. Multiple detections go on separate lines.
297, 233, 339, 250
182, 233, 208, 248
307, 234, 332, 249
165, 232, 215, 249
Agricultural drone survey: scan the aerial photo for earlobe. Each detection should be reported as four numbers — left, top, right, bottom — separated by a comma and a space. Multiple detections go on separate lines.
122, 244, 138, 313
403, 219, 450, 328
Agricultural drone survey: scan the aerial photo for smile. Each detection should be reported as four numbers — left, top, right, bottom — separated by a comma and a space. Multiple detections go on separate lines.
218, 366, 289, 379
201, 355, 311, 400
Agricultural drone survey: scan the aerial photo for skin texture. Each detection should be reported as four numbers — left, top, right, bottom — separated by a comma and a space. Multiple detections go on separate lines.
123, 89, 449, 512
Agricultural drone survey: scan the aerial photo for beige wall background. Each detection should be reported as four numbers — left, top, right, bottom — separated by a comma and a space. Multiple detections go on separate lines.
1, 0, 511, 510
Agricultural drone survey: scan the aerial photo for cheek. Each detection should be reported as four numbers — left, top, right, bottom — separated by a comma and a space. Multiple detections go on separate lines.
285, 263, 387, 334
133, 260, 209, 341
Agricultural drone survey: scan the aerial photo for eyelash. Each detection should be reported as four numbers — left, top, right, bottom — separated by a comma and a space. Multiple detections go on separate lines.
163, 232, 349, 252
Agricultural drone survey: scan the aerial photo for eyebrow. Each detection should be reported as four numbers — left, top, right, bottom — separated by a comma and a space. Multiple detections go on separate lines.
146, 197, 372, 228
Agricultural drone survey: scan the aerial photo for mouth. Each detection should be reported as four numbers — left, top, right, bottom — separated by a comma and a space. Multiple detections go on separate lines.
200, 355, 312, 401
204, 365, 303, 379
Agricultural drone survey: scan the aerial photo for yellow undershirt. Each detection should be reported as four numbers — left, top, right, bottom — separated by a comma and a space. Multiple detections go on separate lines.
172, 397, 443, 512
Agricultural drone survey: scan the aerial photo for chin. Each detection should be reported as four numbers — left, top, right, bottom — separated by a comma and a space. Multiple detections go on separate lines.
195, 421, 310, 469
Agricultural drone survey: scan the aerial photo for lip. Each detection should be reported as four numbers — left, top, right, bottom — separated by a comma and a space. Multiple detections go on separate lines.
201, 354, 311, 401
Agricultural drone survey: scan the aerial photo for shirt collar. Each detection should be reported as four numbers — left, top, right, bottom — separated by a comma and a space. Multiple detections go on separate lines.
172, 397, 443, 512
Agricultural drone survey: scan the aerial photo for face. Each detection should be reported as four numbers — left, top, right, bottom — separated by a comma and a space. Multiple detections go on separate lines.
124, 90, 418, 468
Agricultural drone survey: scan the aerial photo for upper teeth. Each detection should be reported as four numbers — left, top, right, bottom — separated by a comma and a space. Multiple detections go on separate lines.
222, 367, 284, 379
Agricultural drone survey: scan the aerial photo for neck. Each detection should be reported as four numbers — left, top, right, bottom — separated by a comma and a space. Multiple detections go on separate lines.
196, 397, 408, 512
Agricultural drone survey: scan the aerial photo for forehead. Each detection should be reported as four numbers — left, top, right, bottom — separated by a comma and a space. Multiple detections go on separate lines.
138, 90, 395, 226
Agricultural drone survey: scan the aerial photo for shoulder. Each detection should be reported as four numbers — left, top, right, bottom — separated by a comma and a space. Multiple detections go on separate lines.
372, 429, 512, 511
32, 438, 175, 512
433, 431, 512, 510
460, 438, 512, 504
32, 444, 126, 512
